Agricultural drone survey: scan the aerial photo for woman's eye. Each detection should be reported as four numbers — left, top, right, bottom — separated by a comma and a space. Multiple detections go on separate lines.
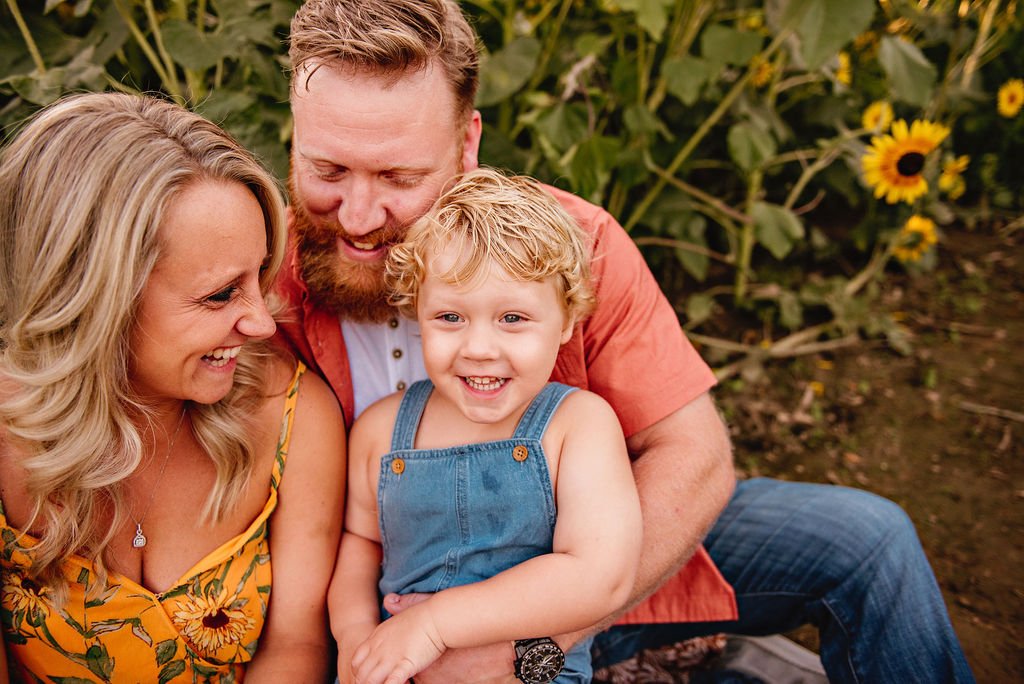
207, 286, 237, 304
502, 314, 522, 324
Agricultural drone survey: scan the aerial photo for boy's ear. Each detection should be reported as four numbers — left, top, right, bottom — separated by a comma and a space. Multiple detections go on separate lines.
560, 315, 576, 345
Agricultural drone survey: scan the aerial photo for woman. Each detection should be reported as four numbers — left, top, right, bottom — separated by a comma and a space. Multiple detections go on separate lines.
0, 93, 345, 682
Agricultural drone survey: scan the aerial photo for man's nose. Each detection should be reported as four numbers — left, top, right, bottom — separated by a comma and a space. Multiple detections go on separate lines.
336, 177, 386, 237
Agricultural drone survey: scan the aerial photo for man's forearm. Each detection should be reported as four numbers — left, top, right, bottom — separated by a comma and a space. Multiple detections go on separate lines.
563, 393, 735, 640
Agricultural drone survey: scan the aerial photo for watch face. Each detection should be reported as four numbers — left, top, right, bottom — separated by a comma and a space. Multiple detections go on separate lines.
519, 642, 565, 683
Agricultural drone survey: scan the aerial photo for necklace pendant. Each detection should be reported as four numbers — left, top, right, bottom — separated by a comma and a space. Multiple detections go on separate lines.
132, 524, 147, 549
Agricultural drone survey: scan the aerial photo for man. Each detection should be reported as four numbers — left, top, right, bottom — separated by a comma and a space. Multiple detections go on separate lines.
275, 1, 974, 682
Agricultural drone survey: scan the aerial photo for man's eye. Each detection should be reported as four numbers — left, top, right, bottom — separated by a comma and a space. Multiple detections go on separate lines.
207, 286, 237, 304
502, 314, 522, 323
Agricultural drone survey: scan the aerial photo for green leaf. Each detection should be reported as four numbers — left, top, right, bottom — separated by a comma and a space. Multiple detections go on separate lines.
6, 68, 67, 105
623, 103, 671, 140
778, 290, 803, 330
158, 660, 187, 684
877, 36, 937, 107
162, 19, 229, 71
780, 0, 874, 69
673, 214, 710, 282
662, 56, 714, 106
155, 639, 178, 667
476, 37, 541, 108
700, 24, 763, 67
613, 0, 674, 41
532, 102, 589, 154
752, 202, 805, 259
130, 621, 153, 648
568, 134, 621, 202
685, 293, 716, 327
727, 122, 776, 172
85, 643, 114, 680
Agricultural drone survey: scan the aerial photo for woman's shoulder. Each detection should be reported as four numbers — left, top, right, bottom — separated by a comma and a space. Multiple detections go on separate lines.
259, 354, 341, 426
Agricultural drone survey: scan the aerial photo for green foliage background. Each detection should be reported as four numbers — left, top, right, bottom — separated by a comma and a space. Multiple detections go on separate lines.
2, 0, 1021, 375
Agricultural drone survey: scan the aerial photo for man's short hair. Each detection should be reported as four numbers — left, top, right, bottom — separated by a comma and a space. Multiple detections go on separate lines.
289, 0, 479, 116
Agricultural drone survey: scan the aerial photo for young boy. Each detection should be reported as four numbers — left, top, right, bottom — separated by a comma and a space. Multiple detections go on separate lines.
329, 168, 643, 684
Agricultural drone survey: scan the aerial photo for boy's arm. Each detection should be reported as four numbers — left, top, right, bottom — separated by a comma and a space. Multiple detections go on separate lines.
433, 390, 641, 641
353, 391, 641, 683
329, 399, 394, 684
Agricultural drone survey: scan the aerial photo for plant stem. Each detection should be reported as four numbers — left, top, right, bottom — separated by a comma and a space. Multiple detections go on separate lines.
734, 168, 763, 304
6, 0, 46, 74
632, 236, 736, 267
115, 0, 184, 104
960, 0, 1000, 90
624, 30, 790, 233
525, 0, 573, 95
144, 0, 185, 102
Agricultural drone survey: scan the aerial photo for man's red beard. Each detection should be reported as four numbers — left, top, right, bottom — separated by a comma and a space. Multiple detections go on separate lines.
289, 195, 409, 324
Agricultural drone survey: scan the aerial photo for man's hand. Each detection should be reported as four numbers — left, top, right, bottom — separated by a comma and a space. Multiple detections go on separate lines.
384, 593, 518, 684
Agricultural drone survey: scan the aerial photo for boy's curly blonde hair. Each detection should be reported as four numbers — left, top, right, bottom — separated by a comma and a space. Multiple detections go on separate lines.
386, 167, 595, 325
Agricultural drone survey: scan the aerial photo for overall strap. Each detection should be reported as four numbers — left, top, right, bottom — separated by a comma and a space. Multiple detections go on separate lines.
390, 380, 434, 452
512, 382, 578, 441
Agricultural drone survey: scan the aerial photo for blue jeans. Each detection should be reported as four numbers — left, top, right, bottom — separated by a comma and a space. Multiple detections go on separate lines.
591, 478, 975, 683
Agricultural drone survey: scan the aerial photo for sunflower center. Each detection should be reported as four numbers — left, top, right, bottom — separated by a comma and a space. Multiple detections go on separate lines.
203, 609, 230, 630
896, 152, 925, 177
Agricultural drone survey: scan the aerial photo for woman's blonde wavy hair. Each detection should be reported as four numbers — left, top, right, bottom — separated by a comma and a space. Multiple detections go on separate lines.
386, 167, 595, 324
0, 92, 287, 599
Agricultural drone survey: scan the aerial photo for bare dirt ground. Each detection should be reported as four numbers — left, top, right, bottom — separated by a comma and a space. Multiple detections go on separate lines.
712, 222, 1023, 681
598, 221, 1022, 683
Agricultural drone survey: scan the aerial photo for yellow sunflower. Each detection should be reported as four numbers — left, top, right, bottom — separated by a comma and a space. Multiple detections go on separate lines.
861, 119, 950, 204
750, 56, 774, 88
836, 52, 852, 86
172, 586, 255, 655
997, 79, 1024, 118
862, 101, 895, 133
938, 154, 969, 200
893, 215, 938, 263
853, 31, 878, 55
2, 572, 51, 626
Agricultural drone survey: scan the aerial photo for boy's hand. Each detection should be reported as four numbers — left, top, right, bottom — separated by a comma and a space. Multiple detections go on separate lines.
385, 593, 518, 684
351, 599, 446, 684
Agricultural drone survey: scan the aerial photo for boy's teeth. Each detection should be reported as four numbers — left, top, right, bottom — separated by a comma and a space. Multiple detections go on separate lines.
464, 376, 506, 391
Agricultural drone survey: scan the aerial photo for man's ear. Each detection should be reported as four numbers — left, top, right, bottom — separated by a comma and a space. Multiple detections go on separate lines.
461, 110, 482, 172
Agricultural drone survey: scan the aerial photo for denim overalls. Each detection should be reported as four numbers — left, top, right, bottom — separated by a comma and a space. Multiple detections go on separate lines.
378, 379, 594, 683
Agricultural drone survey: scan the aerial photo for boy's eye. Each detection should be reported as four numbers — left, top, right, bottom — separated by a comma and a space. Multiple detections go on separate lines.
207, 286, 237, 304
440, 313, 462, 323
502, 314, 522, 324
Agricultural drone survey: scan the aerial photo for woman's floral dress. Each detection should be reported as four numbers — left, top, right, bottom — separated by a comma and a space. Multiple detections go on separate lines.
0, 365, 305, 683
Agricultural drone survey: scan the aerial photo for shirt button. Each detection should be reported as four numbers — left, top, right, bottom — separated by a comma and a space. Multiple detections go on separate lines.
512, 445, 529, 462
392, 348, 403, 359
389, 318, 399, 328
396, 381, 407, 391
391, 458, 406, 475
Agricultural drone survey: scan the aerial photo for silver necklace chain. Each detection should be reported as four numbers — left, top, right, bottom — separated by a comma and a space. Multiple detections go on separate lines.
131, 407, 187, 549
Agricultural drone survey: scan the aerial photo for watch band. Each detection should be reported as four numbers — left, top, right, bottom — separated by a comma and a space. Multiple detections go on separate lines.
513, 636, 565, 684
